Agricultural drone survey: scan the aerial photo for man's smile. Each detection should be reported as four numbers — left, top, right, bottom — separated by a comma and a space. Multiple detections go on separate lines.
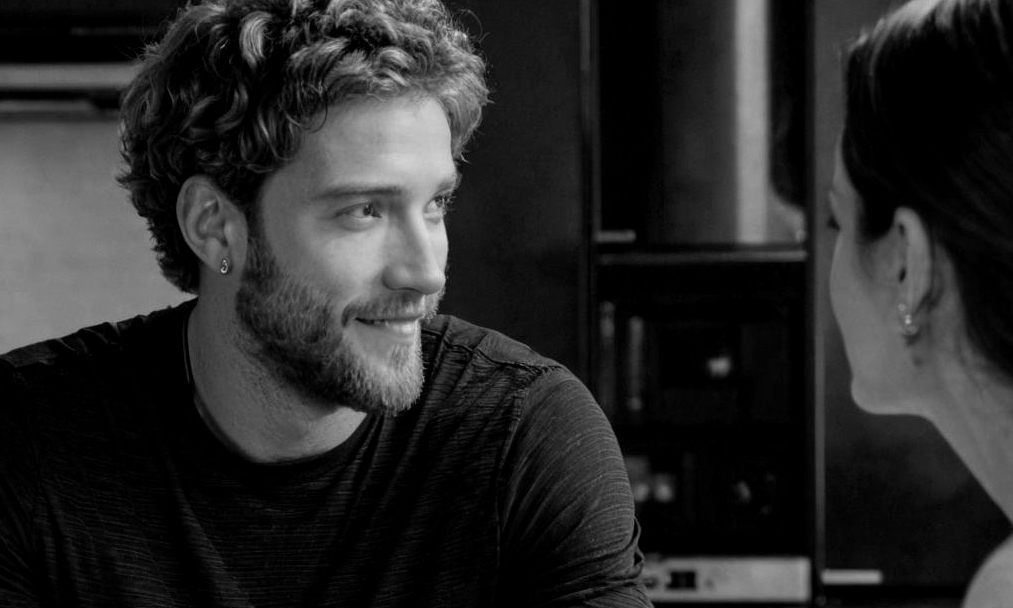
353, 315, 422, 342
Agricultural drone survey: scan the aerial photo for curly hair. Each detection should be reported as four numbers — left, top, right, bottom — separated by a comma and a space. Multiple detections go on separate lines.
118, 0, 489, 293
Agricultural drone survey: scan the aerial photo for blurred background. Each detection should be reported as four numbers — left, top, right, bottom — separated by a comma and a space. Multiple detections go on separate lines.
0, 1, 1008, 606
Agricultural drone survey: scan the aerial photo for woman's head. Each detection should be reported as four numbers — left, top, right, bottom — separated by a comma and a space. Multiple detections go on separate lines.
833, 0, 1013, 409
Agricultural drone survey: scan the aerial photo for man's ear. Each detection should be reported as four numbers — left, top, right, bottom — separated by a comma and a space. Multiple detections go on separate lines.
893, 206, 933, 312
176, 175, 248, 277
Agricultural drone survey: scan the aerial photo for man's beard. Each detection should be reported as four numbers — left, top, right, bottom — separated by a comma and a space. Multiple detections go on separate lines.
234, 230, 442, 416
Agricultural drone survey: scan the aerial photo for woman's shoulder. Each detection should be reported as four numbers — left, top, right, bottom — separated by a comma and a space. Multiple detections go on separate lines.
965, 535, 1013, 608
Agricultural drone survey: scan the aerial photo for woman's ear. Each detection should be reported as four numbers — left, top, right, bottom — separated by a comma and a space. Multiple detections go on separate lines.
176, 175, 248, 279
893, 206, 933, 313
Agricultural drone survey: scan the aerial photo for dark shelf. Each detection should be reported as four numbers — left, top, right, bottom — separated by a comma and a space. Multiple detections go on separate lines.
597, 246, 808, 268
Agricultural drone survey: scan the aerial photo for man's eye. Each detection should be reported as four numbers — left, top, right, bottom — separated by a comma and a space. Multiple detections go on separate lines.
344, 203, 381, 219
428, 195, 454, 217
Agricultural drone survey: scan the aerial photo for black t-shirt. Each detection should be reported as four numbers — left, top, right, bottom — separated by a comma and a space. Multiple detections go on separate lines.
0, 302, 649, 607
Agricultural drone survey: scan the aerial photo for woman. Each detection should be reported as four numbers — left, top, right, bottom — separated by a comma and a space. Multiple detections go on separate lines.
830, 0, 1013, 603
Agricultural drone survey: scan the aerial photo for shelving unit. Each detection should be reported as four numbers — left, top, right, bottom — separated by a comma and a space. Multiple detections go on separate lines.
593, 252, 809, 554
581, 0, 816, 603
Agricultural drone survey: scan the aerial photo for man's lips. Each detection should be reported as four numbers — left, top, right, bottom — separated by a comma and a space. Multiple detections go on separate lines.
354, 316, 424, 336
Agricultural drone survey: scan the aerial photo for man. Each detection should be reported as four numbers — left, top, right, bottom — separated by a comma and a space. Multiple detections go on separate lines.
0, 0, 648, 606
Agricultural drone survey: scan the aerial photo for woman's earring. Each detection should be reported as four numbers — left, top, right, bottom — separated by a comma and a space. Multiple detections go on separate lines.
220, 257, 230, 275
898, 303, 920, 338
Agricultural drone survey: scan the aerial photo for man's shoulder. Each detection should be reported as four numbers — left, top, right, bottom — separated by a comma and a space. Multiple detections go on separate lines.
0, 302, 193, 484
418, 314, 585, 421
1, 301, 193, 387
422, 314, 562, 373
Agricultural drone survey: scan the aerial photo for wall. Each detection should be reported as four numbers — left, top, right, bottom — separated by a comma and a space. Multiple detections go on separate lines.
439, 0, 587, 378
0, 115, 187, 353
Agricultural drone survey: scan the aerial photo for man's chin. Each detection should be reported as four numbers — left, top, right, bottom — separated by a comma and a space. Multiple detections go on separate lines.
344, 341, 424, 415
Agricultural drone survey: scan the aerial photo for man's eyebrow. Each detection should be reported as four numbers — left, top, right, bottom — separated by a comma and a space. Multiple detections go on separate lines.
311, 171, 462, 201
311, 183, 404, 201
440, 171, 462, 192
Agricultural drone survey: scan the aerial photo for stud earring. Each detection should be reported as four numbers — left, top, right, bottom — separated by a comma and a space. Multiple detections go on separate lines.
898, 303, 920, 338
219, 257, 230, 275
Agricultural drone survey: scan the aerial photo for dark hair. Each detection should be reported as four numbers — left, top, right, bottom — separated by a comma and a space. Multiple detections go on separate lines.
118, 0, 489, 293
842, 0, 1013, 379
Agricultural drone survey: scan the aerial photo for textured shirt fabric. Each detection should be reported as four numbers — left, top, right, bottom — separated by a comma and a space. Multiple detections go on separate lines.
0, 301, 649, 607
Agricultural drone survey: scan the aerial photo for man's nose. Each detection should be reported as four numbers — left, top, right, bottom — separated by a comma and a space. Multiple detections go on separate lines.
382, 217, 447, 295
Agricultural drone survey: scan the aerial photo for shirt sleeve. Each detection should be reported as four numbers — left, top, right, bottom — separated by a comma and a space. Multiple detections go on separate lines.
0, 364, 45, 607
496, 369, 652, 607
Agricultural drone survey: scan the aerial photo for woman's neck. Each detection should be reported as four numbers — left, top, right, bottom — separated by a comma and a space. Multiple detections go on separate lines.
923, 353, 1013, 522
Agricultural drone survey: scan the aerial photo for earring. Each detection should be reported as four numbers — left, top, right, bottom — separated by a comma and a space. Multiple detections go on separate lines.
898, 303, 920, 338
219, 257, 230, 275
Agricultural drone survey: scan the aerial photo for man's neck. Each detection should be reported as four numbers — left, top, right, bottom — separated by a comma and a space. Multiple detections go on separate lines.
186, 298, 367, 464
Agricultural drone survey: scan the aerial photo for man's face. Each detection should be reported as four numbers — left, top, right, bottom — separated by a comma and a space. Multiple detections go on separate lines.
235, 95, 455, 415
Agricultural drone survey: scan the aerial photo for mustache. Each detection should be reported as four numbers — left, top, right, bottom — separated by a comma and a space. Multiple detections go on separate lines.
340, 288, 444, 326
